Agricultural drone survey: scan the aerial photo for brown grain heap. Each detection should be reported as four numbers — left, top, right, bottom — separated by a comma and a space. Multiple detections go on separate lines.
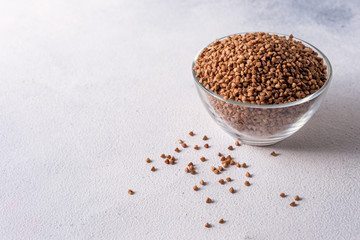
193, 32, 327, 105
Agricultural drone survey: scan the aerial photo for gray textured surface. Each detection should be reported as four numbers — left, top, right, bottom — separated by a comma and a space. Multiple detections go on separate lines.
0, 0, 359, 239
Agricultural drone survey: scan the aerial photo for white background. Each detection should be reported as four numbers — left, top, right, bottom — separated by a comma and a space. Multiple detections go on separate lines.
0, 0, 359, 239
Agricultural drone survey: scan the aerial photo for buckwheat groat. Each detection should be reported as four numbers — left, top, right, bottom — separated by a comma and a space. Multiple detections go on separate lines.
194, 32, 327, 105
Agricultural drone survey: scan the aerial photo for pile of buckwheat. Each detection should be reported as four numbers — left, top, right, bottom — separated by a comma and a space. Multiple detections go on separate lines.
193, 32, 327, 105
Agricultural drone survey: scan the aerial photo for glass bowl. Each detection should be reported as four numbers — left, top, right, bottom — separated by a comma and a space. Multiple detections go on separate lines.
192, 33, 333, 146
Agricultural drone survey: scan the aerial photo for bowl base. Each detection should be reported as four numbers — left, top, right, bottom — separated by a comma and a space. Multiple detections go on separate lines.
220, 125, 295, 146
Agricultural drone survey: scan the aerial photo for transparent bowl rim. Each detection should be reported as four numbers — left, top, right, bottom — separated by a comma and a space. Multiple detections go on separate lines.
192, 32, 333, 109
